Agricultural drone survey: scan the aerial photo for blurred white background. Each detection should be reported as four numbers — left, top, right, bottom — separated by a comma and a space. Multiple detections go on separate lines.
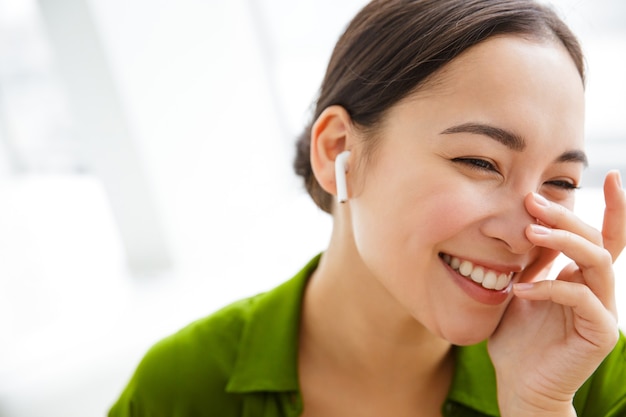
0, 0, 624, 416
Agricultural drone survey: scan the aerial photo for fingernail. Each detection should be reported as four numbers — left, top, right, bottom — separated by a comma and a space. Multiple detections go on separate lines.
533, 192, 550, 207
530, 224, 551, 235
514, 282, 534, 291
617, 171, 623, 189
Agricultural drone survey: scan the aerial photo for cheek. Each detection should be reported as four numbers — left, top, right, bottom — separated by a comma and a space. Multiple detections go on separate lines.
414, 183, 493, 241
351, 175, 490, 263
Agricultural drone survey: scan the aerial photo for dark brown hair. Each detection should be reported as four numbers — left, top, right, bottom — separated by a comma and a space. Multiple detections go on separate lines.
293, 0, 584, 213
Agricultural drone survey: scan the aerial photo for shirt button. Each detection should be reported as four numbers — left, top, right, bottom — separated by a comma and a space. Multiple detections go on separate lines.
443, 402, 462, 417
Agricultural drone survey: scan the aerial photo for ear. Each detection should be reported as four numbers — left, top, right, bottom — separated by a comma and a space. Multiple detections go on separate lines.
310, 105, 354, 198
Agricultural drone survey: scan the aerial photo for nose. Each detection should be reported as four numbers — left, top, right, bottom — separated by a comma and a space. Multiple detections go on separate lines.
480, 192, 536, 254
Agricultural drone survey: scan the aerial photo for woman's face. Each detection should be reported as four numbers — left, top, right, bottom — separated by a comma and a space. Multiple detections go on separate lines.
348, 35, 586, 344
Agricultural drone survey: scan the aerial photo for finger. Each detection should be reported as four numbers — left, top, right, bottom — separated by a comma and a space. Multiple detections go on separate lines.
526, 224, 616, 314
550, 263, 617, 317
526, 225, 612, 272
525, 192, 603, 248
602, 170, 626, 262
513, 280, 619, 338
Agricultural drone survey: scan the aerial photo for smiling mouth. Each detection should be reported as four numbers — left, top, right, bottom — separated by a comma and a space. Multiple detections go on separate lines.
439, 253, 515, 291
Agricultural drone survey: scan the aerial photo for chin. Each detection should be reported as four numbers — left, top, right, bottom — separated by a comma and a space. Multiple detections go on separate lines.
436, 320, 501, 346
444, 331, 494, 346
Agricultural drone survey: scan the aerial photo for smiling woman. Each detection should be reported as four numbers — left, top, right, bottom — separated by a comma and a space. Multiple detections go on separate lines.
109, 1, 626, 416
307, 34, 591, 343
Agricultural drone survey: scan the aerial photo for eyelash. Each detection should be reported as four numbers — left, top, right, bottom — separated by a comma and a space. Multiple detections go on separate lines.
545, 180, 580, 191
453, 157, 498, 172
452, 158, 579, 191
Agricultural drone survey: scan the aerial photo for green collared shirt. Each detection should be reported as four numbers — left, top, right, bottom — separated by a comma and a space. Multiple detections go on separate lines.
109, 255, 626, 417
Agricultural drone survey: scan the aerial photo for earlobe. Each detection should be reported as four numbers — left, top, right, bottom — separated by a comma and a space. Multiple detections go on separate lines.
310, 105, 354, 200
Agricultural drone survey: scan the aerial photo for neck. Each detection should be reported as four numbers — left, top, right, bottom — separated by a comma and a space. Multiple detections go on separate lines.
299, 221, 453, 388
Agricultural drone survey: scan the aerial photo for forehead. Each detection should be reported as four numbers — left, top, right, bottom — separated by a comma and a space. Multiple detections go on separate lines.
419, 32, 580, 79
416, 35, 584, 101
395, 35, 586, 148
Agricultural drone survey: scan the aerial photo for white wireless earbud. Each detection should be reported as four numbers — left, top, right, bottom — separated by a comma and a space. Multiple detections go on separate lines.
334, 150, 351, 203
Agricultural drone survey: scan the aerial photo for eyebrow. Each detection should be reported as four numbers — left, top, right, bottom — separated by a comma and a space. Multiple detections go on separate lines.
557, 149, 588, 167
440, 122, 525, 151
440, 122, 588, 167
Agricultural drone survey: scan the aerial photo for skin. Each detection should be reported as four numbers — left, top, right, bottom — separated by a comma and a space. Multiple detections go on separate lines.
300, 35, 626, 417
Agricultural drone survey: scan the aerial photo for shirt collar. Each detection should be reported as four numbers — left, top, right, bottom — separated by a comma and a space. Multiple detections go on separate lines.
225, 254, 320, 393
225, 252, 508, 417
447, 342, 500, 416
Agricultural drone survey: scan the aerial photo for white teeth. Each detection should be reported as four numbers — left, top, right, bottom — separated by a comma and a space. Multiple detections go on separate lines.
443, 254, 514, 291
482, 271, 498, 289
495, 273, 510, 291
470, 267, 484, 283
450, 257, 461, 270
459, 260, 473, 277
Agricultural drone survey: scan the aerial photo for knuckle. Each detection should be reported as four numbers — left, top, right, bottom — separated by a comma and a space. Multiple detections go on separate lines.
561, 229, 575, 244
577, 283, 593, 298
597, 247, 613, 266
591, 229, 604, 246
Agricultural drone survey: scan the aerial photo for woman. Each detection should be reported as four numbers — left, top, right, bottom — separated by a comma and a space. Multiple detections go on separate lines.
109, 0, 626, 416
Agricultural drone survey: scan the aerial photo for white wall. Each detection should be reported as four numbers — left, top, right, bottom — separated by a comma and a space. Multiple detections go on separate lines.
0, 1, 624, 416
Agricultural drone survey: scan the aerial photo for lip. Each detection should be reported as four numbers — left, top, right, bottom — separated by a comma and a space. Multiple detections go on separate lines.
440, 253, 517, 306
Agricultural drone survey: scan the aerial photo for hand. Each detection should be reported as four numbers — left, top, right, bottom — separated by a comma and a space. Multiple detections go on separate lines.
488, 171, 626, 417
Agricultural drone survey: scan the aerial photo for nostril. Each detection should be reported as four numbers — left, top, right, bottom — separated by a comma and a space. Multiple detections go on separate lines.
491, 234, 535, 255
480, 200, 538, 255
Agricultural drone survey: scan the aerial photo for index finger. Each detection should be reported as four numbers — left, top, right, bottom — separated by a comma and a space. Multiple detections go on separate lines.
602, 170, 626, 262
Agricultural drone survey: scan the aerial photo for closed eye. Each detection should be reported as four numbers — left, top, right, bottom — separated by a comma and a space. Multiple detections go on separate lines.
452, 157, 499, 172
545, 179, 580, 191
